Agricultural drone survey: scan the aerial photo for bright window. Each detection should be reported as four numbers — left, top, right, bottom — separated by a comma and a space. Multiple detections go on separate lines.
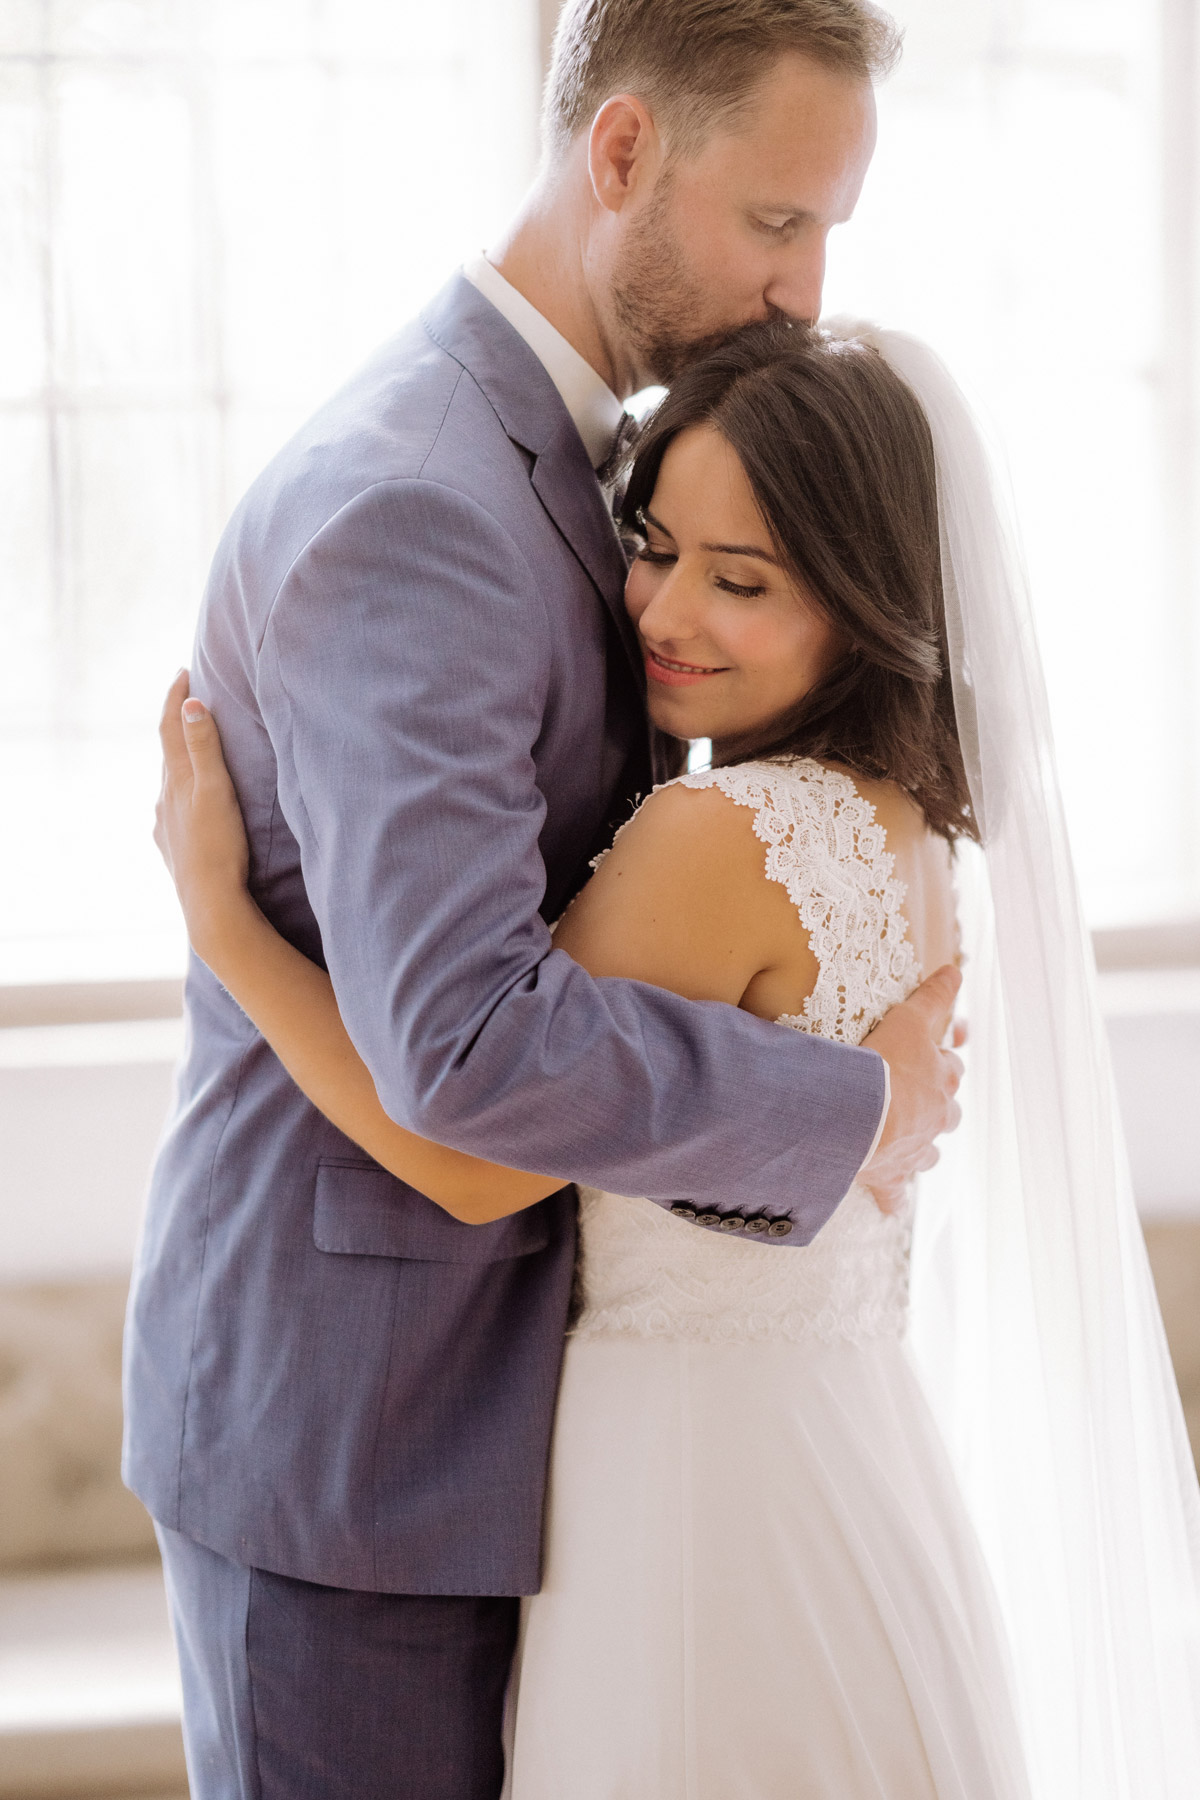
823, 0, 1200, 927
0, 0, 538, 983
4, 1, 1194, 988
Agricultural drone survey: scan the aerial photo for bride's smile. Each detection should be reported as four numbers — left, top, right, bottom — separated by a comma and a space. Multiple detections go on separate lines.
641, 647, 730, 683
625, 421, 845, 750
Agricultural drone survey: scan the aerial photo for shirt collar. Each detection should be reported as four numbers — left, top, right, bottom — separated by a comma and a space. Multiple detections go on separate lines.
463, 254, 627, 473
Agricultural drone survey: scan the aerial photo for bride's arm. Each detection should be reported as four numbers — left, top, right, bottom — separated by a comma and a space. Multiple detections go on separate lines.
156, 675, 780, 1224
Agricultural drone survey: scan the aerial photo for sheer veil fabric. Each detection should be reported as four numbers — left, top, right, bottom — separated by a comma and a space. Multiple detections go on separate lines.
823, 321, 1200, 1795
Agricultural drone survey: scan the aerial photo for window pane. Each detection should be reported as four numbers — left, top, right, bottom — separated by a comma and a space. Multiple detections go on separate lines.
0, 416, 55, 728
53, 65, 200, 394
0, 0, 538, 983
824, 0, 1193, 926
0, 65, 46, 400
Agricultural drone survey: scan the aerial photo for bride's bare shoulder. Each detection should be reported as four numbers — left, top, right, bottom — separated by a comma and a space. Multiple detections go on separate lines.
607, 777, 768, 873
551, 778, 798, 1004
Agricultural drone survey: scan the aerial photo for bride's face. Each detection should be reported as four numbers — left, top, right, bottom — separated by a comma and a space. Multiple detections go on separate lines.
624, 425, 845, 751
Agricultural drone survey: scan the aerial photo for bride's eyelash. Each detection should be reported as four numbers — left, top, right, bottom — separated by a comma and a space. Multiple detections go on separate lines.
637, 546, 764, 598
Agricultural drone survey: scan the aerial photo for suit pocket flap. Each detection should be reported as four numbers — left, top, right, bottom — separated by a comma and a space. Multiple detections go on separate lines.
312, 1159, 554, 1263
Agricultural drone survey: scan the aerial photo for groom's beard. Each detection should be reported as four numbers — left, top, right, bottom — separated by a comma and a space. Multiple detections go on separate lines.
611, 177, 782, 385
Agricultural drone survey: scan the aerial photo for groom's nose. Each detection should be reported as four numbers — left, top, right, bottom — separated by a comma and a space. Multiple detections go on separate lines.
762, 237, 828, 327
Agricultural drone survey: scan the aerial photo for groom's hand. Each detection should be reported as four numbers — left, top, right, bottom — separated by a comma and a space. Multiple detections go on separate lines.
858, 964, 964, 1215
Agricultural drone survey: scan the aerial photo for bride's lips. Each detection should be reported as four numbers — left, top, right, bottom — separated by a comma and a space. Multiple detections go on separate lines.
643, 646, 730, 688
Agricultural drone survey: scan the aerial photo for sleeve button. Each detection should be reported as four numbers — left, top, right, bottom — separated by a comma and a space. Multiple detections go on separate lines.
719, 1215, 746, 1232
696, 1212, 722, 1229
742, 1216, 768, 1234
767, 1219, 794, 1238
669, 1204, 698, 1222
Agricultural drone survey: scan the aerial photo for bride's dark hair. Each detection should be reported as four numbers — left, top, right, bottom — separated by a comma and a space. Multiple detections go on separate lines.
619, 319, 978, 844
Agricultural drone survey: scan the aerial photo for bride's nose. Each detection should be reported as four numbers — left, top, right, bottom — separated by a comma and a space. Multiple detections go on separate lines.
637, 567, 707, 648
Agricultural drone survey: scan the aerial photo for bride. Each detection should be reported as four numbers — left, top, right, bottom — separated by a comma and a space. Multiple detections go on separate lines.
152, 319, 1200, 1796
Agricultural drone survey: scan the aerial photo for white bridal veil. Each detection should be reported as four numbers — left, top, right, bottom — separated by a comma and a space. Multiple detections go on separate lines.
825, 321, 1200, 1797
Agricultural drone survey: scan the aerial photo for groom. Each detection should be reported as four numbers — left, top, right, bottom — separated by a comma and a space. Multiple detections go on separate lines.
125, 2, 962, 1795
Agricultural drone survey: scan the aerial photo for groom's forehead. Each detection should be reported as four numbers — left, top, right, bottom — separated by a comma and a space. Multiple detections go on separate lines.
689, 62, 877, 213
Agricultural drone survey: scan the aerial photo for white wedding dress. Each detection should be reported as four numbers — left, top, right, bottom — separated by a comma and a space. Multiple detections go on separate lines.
503, 758, 1032, 1799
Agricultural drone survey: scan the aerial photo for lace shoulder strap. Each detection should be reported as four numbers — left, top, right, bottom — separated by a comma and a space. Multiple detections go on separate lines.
670, 757, 919, 1045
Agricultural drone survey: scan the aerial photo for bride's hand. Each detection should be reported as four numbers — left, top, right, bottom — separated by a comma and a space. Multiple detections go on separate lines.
155, 669, 254, 962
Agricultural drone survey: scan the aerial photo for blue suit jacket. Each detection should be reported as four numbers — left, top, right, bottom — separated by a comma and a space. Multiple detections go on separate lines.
123, 275, 885, 1595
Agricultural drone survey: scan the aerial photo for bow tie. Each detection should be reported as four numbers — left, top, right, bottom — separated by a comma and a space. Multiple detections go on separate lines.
596, 410, 643, 493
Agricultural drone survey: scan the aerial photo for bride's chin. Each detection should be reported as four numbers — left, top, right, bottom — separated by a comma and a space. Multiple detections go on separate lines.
647, 694, 710, 737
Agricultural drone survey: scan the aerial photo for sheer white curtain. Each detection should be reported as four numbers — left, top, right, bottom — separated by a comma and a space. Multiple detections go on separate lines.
0, 0, 539, 984
823, 0, 1200, 929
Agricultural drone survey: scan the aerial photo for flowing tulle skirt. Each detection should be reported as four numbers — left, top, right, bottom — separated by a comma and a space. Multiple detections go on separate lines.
504, 1330, 1031, 1799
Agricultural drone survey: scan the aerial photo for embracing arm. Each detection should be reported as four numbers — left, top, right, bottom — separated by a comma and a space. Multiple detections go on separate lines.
200, 898, 564, 1222
156, 674, 564, 1222
156, 675, 778, 1224
246, 478, 887, 1238
190, 471, 961, 1237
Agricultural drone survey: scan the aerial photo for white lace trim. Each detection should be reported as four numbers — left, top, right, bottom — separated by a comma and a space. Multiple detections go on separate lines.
573, 758, 924, 1348
673, 758, 918, 1049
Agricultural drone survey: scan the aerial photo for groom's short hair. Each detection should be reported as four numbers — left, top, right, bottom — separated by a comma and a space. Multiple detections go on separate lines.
543, 0, 900, 157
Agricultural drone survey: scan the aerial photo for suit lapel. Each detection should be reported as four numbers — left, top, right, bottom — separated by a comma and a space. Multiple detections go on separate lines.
421, 274, 646, 686
530, 417, 644, 681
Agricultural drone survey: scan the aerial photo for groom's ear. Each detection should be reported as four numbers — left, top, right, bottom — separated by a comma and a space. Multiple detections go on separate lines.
587, 94, 663, 212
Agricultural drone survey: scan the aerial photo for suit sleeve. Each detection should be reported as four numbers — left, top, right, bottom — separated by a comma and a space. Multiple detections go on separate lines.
257, 478, 885, 1241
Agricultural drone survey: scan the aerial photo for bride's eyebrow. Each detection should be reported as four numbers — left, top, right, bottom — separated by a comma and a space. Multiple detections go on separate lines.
700, 539, 781, 566
642, 508, 778, 566
640, 507, 676, 539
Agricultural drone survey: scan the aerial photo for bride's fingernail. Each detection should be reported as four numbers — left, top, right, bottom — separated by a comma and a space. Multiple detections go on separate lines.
182, 699, 205, 723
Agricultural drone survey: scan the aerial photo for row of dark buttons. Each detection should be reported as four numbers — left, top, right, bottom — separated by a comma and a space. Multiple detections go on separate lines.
669, 1204, 793, 1239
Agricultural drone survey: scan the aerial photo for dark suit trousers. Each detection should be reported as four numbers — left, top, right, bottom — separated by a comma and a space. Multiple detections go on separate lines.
157, 1526, 520, 1800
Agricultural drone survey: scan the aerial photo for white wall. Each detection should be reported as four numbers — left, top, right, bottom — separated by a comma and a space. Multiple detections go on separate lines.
2, 984, 1196, 1283
1100, 972, 1200, 1219
0, 1023, 181, 1281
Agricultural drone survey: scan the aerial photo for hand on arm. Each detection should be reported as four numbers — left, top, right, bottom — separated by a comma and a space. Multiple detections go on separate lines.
857, 965, 964, 1214
154, 672, 567, 1223
566, 798, 969, 1220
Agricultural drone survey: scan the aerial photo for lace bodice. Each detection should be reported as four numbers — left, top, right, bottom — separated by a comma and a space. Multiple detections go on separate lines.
573, 758, 924, 1347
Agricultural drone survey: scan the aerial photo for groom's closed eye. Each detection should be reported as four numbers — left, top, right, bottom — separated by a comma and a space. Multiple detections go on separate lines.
750, 206, 817, 238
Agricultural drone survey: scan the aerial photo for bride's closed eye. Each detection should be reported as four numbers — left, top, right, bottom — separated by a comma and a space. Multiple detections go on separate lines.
713, 574, 767, 599
635, 545, 764, 599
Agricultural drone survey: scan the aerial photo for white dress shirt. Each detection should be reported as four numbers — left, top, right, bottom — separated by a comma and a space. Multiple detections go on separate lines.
463, 254, 626, 472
